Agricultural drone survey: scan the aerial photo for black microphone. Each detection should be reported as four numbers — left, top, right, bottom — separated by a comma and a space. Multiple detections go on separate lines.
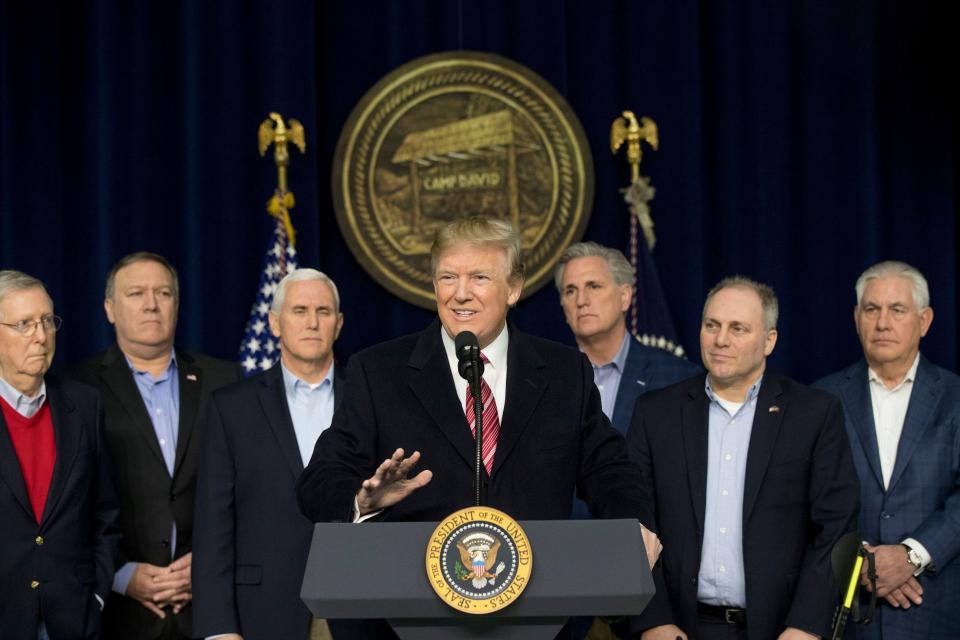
455, 330, 484, 383
454, 331, 485, 506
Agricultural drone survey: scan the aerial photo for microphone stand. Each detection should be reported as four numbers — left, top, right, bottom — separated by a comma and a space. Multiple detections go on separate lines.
470, 347, 485, 507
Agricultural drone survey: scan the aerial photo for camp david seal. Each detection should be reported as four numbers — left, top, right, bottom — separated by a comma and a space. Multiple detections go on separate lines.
332, 50, 594, 309
425, 507, 533, 614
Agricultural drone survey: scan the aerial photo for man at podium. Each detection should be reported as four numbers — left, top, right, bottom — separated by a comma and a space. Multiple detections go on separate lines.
297, 216, 660, 564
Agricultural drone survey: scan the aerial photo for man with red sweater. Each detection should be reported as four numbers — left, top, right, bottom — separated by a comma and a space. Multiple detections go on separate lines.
0, 270, 119, 640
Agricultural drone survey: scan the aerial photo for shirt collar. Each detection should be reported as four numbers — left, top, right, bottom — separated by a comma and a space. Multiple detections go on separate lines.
704, 374, 763, 405
440, 322, 510, 372
0, 376, 47, 413
281, 359, 335, 395
124, 350, 177, 382
608, 331, 631, 371
867, 353, 920, 390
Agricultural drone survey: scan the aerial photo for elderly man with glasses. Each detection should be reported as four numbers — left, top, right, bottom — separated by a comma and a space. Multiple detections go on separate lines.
0, 269, 120, 640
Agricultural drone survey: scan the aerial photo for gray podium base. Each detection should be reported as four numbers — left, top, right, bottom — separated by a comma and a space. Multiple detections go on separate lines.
388, 617, 565, 640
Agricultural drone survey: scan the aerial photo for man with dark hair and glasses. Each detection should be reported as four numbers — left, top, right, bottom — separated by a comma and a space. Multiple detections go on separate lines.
0, 269, 120, 640
67, 252, 239, 640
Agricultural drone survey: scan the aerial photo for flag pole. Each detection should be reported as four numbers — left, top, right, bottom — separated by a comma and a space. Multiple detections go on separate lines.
610, 111, 659, 336
239, 113, 306, 375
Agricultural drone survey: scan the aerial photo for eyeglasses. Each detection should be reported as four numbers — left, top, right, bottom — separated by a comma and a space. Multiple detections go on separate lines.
0, 315, 63, 337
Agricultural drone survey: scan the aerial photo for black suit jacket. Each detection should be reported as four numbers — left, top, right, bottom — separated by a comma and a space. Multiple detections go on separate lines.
67, 346, 240, 639
626, 372, 860, 639
0, 376, 120, 640
297, 319, 647, 524
193, 363, 345, 640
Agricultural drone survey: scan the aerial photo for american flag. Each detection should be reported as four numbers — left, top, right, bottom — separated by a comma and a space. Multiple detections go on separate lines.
239, 222, 297, 375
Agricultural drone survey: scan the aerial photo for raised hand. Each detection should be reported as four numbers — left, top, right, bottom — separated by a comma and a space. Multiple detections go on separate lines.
356, 448, 433, 516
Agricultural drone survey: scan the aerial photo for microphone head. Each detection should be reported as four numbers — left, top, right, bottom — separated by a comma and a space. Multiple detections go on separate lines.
458, 354, 485, 381
454, 331, 479, 359
455, 331, 483, 382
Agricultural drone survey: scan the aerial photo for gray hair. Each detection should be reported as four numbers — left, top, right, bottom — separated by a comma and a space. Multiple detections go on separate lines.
855, 260, 929, 309
554, 241, 634, 292
272, 268, 341, 313
703, 275, 779, 331
430, 216, 525, 284
105, 252, 180, 302
0, 270, 52, 320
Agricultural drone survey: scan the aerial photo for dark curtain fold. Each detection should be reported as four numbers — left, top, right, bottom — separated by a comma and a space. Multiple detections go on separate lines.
1, 0, 956, 382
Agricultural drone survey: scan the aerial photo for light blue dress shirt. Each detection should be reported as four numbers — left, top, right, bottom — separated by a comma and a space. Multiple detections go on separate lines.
0, 376, 46, 418
281, 361, 336, 466
697, 376, 762, 607
589, 332, 631, 420
113, 354, 180, 594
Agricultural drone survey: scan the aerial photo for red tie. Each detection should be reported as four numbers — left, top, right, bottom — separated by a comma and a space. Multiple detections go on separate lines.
465, 353, 500, 474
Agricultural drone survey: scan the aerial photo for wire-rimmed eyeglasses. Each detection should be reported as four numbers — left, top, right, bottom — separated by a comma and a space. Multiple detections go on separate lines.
0, 315, 63, 337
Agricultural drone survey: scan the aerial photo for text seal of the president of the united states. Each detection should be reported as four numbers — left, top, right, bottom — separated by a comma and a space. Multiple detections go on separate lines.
331, 50, 594, 309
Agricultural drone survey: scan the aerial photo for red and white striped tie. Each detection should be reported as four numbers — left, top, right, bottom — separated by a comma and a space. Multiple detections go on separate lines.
465, 353, 500, 474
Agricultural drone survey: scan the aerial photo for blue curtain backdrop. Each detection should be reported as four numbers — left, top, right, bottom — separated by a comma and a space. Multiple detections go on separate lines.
1, 0, 956, 383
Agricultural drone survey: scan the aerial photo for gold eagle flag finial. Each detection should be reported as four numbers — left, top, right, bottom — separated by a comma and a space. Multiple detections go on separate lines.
610, 110, 658, 183
258, 112, 305, 248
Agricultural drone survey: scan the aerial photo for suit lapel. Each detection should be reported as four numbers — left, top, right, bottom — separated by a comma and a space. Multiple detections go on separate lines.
681, 379, 709, 537
493, 329, 546, 476
839, 362, 884, 490
611, 341, 649, 430
40, 380, 81, 527
100, 347, 166, 469
0, 408, 34, 520
887, 357, 940, 493
405, 323, 476, 470
172, 350, 201, 479
258, 366, 304, 477
742, 375, 786, 524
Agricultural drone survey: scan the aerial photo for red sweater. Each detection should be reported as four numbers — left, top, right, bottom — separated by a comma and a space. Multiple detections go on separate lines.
1, 396, 56, 524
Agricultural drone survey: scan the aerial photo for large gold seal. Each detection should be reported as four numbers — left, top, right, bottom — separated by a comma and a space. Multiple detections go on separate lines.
332, 51, 594, 308
425, 507, 533, 614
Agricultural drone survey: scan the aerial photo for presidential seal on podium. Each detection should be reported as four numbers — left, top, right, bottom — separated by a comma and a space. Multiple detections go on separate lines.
426, 507, 533, 614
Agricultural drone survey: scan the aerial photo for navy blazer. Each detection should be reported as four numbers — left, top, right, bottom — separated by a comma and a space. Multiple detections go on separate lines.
192, 363, 346, 640
627, 372, 860, 639
814, 356, 960, 639
609, 338, 702, 435
572, 337, 700, 522
0, 376, 120, 640
297, 319, 648, 524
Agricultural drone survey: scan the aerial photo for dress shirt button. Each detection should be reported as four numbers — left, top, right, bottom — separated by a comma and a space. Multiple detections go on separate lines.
719, 565, 726, 573
30, 580, 39, 589
35, 536, 44, 546
724, 454, 732, 461
720, 527, 727, 534
721, 489, 729, 496
881, 511, 891, 520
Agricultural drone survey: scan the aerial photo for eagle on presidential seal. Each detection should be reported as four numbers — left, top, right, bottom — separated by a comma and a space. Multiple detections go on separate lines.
456, 533, 506, 589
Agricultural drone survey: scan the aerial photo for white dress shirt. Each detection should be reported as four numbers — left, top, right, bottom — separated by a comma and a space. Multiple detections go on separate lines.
868, 353, 931, 572
440, 323, 509, 421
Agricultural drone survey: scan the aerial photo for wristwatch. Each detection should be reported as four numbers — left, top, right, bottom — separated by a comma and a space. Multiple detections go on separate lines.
902, 544, 923, 571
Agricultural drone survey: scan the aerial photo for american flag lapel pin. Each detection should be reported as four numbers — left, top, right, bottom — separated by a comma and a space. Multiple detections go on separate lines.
186, 374, 198, 382
768, 405, 780, 413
